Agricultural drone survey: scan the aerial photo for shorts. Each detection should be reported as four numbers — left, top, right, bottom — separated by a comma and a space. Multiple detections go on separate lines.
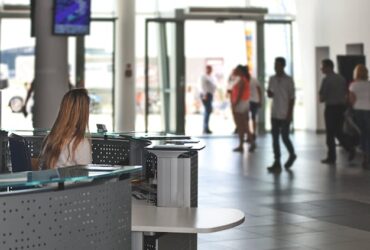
249, 101, 260, 120
234, 100, 249, 114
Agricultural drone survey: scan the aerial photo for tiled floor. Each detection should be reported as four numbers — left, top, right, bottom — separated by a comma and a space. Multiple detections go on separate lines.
197, 132, 370, 250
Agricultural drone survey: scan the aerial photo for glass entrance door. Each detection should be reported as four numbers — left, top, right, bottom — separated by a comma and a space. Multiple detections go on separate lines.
144, 19, 185, 134
262, 21, 296, 131
84, 20, 115, 132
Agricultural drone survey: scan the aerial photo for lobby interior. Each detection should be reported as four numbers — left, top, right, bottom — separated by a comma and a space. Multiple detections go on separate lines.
1, 1, 370, 249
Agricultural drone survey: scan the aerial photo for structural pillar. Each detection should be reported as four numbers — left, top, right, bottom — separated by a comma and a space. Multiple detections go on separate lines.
115, 0, 136, 132
256, 21, 266, 133
33, 0, 69, 129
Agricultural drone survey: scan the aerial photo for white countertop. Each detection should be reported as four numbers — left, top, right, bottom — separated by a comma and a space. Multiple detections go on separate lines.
132, 205, 245, 233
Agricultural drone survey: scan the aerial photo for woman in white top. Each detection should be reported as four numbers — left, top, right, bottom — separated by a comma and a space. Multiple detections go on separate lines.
40, 88, 92, 169
349, 64, 370, 168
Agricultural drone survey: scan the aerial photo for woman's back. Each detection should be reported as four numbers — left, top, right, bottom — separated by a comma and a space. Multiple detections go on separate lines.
40, 88, 92, 169
350, 80, 370, 110
55, 137, 92, 168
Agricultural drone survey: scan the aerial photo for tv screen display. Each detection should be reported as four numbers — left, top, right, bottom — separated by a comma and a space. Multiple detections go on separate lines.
53, 0, 91, 35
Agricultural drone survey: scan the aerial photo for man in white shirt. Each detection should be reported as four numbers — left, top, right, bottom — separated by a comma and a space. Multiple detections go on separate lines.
267, 57, 296, 171
200, 65, 217, 134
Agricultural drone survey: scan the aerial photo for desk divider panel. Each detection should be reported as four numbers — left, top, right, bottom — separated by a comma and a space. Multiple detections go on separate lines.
0, 178, 131, 250
91, 138, 130, 165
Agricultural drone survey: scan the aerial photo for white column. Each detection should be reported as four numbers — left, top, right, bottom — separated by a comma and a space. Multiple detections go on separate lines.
114, 0, 136, 132
33, 0, 69, 129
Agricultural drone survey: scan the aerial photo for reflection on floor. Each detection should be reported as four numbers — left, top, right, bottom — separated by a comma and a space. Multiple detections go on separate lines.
198, 132, 370, 250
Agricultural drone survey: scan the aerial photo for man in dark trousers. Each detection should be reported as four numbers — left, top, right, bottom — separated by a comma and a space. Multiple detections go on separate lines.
267, 57, 297, 171
319, 59, 355, 164
200, 65, 216, 134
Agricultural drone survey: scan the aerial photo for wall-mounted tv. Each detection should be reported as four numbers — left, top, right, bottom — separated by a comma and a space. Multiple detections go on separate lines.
53, 0, 91, 36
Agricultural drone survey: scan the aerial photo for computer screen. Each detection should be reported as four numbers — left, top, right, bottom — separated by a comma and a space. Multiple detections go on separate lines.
53, 0, 91, 36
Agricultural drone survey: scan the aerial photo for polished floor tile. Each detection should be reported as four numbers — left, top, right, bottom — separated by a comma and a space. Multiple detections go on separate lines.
217, 237, 301, 250
197, 132, 370, 249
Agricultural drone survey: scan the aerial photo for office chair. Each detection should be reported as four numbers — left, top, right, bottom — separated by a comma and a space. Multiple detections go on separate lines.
8, 133, 32, 172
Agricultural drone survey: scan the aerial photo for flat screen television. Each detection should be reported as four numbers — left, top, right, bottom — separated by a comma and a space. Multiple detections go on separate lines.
53, 0, 91, 36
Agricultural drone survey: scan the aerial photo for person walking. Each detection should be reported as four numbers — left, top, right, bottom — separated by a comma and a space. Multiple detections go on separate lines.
349, 64, 370, 168
200, 65, 216, 134
231, 65, 251, 152
267, 57, 296, 171
319, 59, 355, 164
248, 73, 262, 152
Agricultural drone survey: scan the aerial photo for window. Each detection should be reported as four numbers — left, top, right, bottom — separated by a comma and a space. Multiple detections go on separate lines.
0, 19, 35, 130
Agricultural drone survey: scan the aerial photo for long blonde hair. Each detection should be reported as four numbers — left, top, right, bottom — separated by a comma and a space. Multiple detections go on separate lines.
41, 88, 90, 169
353, 64, 368, 81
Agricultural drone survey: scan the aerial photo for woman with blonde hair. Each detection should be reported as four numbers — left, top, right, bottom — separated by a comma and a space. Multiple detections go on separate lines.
40, 88, 92, 169
349, 64, 370, 168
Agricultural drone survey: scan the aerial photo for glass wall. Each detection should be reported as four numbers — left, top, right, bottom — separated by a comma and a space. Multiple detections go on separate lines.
0, 0, 299, 132
0, 19, 35, 130
0, 1, 116, 131
135, 14, 161, 132
84, 21, 115, 131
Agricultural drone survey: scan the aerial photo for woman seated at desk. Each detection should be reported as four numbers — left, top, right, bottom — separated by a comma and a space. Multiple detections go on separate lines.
39, 88, 92, 169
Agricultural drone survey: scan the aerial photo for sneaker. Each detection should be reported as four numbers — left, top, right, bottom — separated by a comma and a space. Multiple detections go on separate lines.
203, 129, 212, 134
248, 142, 256, 152
267, 161, 281, 172
321, 158, 335, 164
284, 154, 297, 169
233, 146, 244, 153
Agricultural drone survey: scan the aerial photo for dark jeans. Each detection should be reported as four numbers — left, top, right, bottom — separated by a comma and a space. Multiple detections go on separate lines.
271, 118, 295, 162
324, 104, 350, 160
354, 110, 370, 155
201, 93, 213, 131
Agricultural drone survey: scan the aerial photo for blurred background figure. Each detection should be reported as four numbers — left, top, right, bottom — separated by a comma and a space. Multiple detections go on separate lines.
200, 65, 217, 134
319, 59, 355, 164
349, 64, 370, 168
247, 69, 262, 152
231, 65, 250, 152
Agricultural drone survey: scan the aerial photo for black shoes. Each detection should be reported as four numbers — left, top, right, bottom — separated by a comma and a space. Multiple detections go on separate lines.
268, 154, 297, 172
233, 146, 244, 153
285, 154, 297, 169
321, 158, 336, 164
203, 129, 212, 134
248, 142, 256, 152
267, 161, 282, 172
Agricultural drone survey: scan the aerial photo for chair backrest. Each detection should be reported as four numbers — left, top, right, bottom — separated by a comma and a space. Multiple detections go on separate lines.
9, 133, 32, 172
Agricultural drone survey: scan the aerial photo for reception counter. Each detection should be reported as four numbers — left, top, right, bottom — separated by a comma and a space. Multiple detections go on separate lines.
0, 131, 244, 250
0, 165, 141, 250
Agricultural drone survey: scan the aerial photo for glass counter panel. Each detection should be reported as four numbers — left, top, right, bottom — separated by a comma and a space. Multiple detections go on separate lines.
0, 164, 141, 189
